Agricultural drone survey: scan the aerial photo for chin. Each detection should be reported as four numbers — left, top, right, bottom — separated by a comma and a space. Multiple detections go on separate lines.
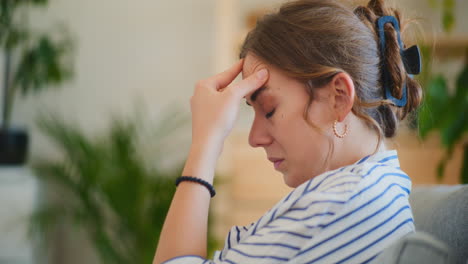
283, 172, 316, 188
283, 174, 300, 188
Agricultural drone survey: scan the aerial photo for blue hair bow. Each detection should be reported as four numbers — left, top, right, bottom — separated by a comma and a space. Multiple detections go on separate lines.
377, 16, 421, 107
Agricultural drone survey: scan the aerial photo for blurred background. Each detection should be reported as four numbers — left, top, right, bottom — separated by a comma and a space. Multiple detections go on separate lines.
0, 0, 466, 263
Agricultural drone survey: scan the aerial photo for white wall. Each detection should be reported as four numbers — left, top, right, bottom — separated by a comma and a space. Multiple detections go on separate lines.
11, 0, 217, 161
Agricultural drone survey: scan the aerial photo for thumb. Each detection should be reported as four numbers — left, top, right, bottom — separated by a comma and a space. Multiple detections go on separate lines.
229, 69, 269, 99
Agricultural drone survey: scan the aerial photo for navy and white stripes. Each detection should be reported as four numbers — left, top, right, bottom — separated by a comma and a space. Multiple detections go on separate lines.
163, 150, 414, 264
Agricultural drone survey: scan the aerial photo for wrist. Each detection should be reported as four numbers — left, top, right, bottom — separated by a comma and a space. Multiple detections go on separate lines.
191, 132, 224, 150
182, 141, 222, 183
191, 135, 225, 158
175, 176, 216, 197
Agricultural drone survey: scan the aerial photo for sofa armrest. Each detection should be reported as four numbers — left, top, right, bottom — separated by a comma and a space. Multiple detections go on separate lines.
369, 232, 455, 264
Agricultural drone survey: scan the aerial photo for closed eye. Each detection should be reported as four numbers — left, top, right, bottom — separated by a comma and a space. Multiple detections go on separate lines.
265, 108, 276, 119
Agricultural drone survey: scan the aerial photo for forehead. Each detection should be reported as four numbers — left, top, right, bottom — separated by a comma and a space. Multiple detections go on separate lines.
242, 54, 269, 80
242, 54, 272, 104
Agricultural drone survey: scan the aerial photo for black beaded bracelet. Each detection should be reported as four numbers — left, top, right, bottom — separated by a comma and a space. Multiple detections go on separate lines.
175, 176, 216, 198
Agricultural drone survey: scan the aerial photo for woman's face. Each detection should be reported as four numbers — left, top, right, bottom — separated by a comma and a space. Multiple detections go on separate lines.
243, 54, 335, 188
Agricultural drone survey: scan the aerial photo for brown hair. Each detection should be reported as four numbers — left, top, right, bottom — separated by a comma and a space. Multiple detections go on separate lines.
239, 0, 422, 143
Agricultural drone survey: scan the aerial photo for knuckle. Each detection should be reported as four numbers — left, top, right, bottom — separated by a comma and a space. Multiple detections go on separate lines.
196, 79, 217, 91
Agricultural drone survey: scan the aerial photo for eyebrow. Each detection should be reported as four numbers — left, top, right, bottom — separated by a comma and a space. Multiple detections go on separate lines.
246, 86, 268, 106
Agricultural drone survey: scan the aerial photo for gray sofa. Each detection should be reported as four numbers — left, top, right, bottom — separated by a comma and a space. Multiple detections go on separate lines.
371, 185, 468, 264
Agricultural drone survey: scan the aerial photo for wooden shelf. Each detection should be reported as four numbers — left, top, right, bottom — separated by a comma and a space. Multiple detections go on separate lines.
423, 36, 468, 59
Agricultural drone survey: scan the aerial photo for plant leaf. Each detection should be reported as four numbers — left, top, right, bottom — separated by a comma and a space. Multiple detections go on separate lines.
440, 62, 468, 149
462, 144, 468, 184
442, 0, 455, 33
13, 34, 73, 96
418, 75, 450, 139
454, 61, 468, 106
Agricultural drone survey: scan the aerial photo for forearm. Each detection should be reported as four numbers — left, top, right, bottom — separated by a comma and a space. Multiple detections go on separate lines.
153, 141, 220, 264
153, 58, 265, 263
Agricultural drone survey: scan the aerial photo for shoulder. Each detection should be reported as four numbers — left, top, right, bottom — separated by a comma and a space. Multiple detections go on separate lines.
239, 150, 412, 236
291, 150, 411, 211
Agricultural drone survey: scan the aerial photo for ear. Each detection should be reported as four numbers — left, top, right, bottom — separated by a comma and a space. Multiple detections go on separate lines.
328, 72, 355, 122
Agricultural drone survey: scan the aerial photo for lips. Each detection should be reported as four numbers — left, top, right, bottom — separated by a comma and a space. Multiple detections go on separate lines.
268, 157, 285, 170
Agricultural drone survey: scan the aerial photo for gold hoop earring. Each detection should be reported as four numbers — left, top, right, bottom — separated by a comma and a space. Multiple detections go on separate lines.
333, 120, 348, 138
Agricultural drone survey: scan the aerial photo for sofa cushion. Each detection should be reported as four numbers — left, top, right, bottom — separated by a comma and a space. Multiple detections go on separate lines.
409, 185, 468, 264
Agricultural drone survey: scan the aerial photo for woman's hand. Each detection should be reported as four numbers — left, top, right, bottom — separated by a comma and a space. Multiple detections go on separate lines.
190, 59, 268, 151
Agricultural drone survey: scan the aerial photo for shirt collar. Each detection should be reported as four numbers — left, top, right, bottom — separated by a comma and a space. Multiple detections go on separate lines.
355, 149, 400, 168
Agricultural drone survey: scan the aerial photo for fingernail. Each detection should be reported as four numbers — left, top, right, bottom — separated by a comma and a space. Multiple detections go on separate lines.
256, 69, 268, 80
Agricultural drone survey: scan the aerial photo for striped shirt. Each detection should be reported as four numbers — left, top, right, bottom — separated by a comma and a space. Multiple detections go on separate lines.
163, 150, 415, 264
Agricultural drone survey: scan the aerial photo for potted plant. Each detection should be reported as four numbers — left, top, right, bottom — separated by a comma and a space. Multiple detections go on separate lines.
28, 108, 219, 263
0, 0, 73, 165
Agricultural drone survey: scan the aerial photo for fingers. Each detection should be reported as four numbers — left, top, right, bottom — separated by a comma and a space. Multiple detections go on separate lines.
208, 59, 244, 90
229, 69, 269, 99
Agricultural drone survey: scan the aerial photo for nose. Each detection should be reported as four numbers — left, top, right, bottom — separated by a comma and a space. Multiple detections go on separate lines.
248, 115, 273, 148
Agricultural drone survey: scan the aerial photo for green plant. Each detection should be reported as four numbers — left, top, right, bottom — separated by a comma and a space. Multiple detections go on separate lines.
417, 52, 468, 183
1, 0, 73, 130
416, 0, 468, 183
427, 0, 456, 33
28, 108, 219, 264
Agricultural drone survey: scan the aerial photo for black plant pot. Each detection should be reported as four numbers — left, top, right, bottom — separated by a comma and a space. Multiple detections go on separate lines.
0, 128, 29, 165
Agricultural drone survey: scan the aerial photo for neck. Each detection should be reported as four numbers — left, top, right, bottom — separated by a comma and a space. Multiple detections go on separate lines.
329, 114, 385, 170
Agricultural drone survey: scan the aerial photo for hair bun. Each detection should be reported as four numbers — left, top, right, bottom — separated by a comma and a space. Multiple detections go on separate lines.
369, 0, 422, 119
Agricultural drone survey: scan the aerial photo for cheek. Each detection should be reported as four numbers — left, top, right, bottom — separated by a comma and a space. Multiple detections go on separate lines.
292, 101, 335, 156
277, 109, 325, 156
280, 108, 331, 179
308, 100, 334, 129
293, 122, 329, 161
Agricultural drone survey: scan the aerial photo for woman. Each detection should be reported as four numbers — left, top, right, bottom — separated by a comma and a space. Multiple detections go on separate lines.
154, 0, 422, 263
